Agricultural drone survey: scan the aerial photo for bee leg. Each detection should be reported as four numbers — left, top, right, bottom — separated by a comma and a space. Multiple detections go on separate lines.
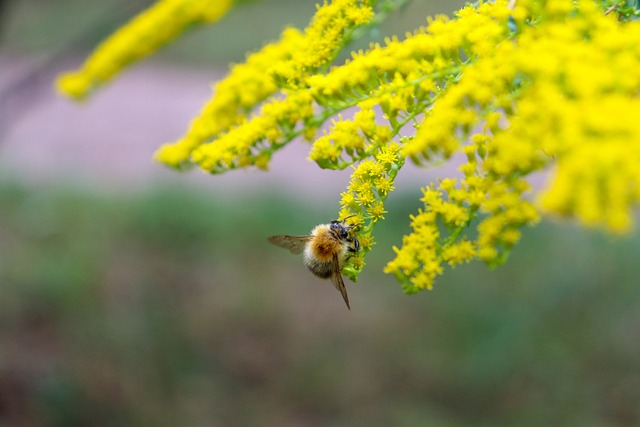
348, 238, 360, 253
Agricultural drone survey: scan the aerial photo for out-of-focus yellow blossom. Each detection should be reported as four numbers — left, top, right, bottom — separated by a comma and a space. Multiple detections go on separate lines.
56, 0, 234, 100
487, 3, 640, 234
442, 239, 476, 267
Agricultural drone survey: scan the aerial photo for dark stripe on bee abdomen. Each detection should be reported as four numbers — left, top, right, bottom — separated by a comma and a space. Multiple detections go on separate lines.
304, 257, 334, 279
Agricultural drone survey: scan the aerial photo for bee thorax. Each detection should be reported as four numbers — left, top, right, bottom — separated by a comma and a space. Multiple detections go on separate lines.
309, 225, 344, 257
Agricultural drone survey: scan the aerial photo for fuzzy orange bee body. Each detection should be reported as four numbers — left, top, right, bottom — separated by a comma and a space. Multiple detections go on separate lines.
268, 219, 359, 309
303, 223, 352, 279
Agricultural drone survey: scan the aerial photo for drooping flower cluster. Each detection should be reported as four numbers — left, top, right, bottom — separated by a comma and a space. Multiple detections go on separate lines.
156, 0, 376, 169
190, 91, 316, 172
156, 27, 307, 168
386, 0, 640, 290
385, 125, 540, 293
56, 0, 640, 295
337, 140, 403, 281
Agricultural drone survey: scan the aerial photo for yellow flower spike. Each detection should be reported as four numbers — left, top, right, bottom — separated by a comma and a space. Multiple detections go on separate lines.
57, 0, 235, 100
55, 74, 93, 101
368, 201, 388, 221
271, 0, 375, 87
159, 0, 376, 169
157, 27, 306, 167
385, 205, 444, 293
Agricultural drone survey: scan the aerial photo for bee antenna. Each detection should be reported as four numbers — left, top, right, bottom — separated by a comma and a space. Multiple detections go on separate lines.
340, 214, 374, 224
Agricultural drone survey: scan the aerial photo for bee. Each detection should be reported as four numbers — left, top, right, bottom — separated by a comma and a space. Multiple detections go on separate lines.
267, 218, 360, 310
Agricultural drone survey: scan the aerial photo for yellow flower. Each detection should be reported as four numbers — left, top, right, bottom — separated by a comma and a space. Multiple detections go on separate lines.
442, 239, 476, 266
56, 0, 234, 100
271, 0, 374, 87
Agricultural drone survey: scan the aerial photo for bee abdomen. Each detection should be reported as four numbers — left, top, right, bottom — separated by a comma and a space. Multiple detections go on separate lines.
303, 255, 334, 279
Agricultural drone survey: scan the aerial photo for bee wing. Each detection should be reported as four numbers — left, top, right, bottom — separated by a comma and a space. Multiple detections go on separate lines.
330, 253, 351, 310
267, 235, 311, 255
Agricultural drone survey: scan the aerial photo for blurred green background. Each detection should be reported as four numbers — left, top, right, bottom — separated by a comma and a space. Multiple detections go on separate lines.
1, 0, 640, 426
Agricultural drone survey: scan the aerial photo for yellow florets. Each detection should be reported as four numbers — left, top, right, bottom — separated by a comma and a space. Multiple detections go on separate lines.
155, 27, 307, 168
271, 0, 375, 88
190, 91, 314, 173
157, 0, 376, 169
56, 0, 640, 295
339, 141, 404, 280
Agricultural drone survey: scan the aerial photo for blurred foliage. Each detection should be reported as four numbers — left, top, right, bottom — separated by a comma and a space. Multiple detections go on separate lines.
0, 181, 638, 426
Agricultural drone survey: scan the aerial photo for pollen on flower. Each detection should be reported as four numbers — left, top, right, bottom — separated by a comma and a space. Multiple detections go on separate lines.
374, 176, 395, 196
374, 142, 400, 169
369, 201, 387, 221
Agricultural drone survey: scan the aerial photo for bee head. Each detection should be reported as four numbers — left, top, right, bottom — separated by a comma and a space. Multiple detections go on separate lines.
330, 217, 356, 240
330, 218, 360, 253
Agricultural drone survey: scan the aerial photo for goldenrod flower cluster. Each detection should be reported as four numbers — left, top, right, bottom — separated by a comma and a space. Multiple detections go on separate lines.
386, 0, 640, 291
157, 0, 377, 169
338, 141, 403, 281
56, 0, 640, 295
269, 0, 375, 88
385, 128, 540, 293
56, 0, 234, 100
156, 27, 307, 168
